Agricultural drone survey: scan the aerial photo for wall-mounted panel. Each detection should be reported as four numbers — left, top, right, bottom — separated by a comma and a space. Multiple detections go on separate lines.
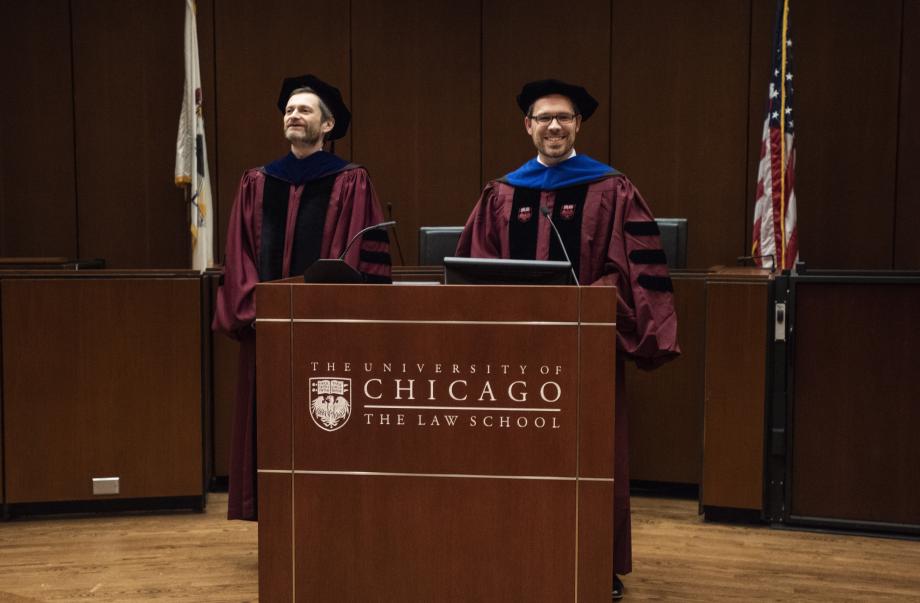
787, 0, 901, 269
0, 1, 78, 258
746, 0, 776, 255
702, 271, 771, 511
790, 281, 920, 526
213, 0, 350, 264
482, 0, 611, 185
895, 1, 920, 269
352, 0, 481, 265
613, 0, 750, 270
2, 275, 203, 504
72, 0, 188, 268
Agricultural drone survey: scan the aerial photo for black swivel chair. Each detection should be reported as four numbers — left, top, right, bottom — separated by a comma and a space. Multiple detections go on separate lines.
418, 226, 465, 266
655, 218, 688, 269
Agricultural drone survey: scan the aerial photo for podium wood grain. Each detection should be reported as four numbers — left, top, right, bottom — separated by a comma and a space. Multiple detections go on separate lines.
256, 283, 617, 602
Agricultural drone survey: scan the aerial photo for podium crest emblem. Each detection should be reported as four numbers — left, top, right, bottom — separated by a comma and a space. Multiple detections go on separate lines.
560, 204, 576, 220
517, 206, 533, 223
309, 377, 352, 431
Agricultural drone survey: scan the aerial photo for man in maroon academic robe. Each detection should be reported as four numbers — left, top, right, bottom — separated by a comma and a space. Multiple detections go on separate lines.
213, 74, 391, 521
456, 79, 679, 600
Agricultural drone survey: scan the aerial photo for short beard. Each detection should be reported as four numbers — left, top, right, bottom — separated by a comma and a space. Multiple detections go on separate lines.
541, 145, 568, 158
285, 127, 322, 147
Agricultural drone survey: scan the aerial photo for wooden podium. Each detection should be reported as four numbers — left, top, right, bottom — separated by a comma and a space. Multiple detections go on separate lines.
255, 282, 616, 602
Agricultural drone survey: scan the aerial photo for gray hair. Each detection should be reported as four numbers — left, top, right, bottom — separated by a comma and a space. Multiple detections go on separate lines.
287, 87, 333, 123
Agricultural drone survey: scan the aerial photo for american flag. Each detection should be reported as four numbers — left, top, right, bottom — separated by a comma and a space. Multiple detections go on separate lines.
752, 0, 798, 270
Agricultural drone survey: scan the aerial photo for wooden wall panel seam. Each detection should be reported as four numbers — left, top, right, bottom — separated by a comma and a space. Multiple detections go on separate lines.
743, 0, 755, 256
890, 0, 905, 268
68, 0, 81, 258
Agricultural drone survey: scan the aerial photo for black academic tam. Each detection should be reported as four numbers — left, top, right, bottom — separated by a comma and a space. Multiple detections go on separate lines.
516, 78, 599, 121
277, 74, 351, 140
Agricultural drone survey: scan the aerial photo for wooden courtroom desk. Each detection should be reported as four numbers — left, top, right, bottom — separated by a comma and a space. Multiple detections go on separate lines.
700, 267, 774, 518
770, 271, 920, 534
0, 257, 104, 270
696, 267, 920, 535
0, 270, 205, 515
255, 281, 616, 602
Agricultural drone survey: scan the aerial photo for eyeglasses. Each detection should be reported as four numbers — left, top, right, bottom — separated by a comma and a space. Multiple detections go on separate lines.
529, 113, 578, 125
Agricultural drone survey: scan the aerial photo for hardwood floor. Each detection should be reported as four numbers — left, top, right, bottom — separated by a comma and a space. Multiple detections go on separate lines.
627, 497, 920, 601
0, 495, 257, 602
0, 493, 918, 601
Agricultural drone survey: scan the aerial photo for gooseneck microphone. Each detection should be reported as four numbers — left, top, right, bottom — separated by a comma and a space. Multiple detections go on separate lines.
386, 203, 406, 265
540, 207, 580, 286
303, 220, 397, 283
338, 220, 397, 260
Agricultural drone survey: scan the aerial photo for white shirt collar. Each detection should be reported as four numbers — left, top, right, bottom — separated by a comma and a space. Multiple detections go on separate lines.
537, 149, 577, 167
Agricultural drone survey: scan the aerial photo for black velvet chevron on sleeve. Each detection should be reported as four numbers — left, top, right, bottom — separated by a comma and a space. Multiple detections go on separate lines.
637, 274, 673, 292
628, 249, 668, 265
624, 220, 661, 236
360, 250, 392, 265
363, 228, 390, 243
359, 229, 392, 283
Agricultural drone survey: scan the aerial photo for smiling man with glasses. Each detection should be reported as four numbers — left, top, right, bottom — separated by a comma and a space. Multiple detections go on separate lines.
457, 79, 681, 600
525, 95, 581, 166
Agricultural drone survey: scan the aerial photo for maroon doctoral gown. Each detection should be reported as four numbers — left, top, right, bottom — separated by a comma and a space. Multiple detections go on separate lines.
456, 170, 679, 575
213, 161, 391, 521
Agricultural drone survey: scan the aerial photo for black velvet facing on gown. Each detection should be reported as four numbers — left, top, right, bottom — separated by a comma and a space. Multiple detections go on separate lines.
259, 176, 292, 282
508, 188, 541, 260
289, 174, 336, 276
258, 173, 336, 281
549, 184, 588, 276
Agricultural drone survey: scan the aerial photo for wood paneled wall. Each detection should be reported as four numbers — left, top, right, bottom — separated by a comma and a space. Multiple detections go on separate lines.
71, 1, 190, 268
351, 0, 482, 260
2, 0, 918, 269
0, 1, 78, 258
789, 281, 920, 525
896, 1, 920, 269
213, 0, 351, 255
614, 1, 751, 269
792, 2, 903, 268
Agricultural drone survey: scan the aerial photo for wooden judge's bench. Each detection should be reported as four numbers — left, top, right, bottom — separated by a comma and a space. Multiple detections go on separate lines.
0, 267, 206, 515
254, 280, 618, 602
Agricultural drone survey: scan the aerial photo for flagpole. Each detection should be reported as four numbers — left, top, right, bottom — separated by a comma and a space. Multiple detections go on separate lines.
779, 0, 789, 269
184, 185, 193, 265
